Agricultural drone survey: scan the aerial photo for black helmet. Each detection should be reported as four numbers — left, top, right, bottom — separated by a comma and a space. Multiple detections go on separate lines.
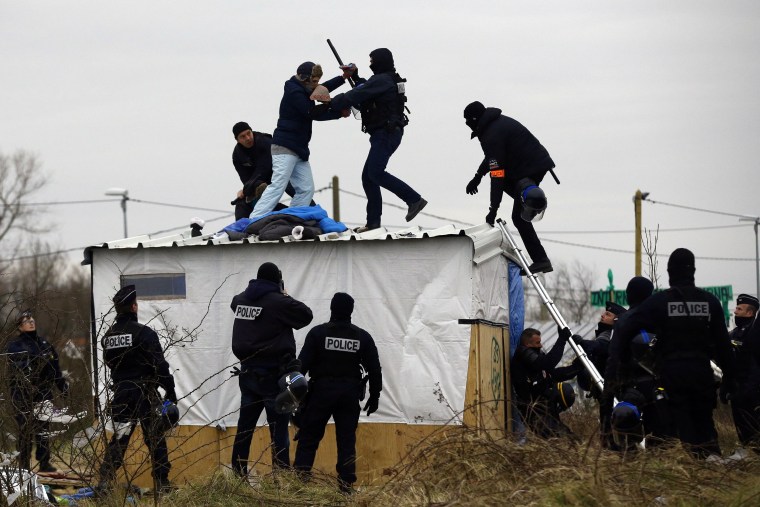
551, 381, 576, 412
275, 372, 309, 415
611, 401, 643, 448
518, 180, 547, 222
155, 400, 180, 434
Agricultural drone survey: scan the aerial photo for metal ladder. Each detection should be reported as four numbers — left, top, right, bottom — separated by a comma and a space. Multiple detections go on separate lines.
496, 219, 605, 393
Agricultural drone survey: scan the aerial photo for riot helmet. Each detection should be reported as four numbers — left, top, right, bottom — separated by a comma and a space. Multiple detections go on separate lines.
518, 179, 547, 222
155, 400, 180, 434
611, 401, 643, 448
275, 372, 309, 415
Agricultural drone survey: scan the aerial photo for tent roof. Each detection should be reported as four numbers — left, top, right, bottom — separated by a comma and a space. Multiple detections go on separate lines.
82, 223, 520, 266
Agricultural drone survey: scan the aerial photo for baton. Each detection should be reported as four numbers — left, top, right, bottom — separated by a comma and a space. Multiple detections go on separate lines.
327, 39, 356, 88
549, 168, 560, 185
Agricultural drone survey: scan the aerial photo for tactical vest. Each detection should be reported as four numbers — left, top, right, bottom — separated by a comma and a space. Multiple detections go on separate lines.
102, 319, 158, 383
309, 323, 363, 380
654, 287, 712, 362
361, 73, 409, 133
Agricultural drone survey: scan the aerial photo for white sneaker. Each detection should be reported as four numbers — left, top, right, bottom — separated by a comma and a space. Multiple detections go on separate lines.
705, 454, 725, 465
726, 447, 750, 462
34, 400, 87, 424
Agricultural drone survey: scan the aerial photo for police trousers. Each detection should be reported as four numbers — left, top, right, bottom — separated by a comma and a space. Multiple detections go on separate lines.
293, 377, 362, 485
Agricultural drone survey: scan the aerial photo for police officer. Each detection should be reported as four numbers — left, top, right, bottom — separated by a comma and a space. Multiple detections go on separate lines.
98, 285, 177, 491
293, 292, 382, 493
511, 327, 575, 438
463, 101, 556, 274
726, 294, 760, 455
231, 121, 304, 220
616, 249, 736, 458
230, 262, 313, 476
5, 309, 69, 472
330, 49, 427, 232
602, 276, 674, 450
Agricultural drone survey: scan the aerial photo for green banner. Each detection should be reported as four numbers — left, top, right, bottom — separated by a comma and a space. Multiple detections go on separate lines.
590, 285, 734, 323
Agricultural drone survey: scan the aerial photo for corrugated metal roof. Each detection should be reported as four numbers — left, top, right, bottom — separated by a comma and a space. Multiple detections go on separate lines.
82, 223, 520, 266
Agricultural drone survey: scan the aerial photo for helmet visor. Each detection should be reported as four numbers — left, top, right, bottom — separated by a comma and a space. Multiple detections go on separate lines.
520, 206, 546, 223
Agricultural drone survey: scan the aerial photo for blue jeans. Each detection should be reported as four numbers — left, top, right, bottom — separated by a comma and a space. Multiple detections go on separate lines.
231, 365, 291, 473
250, 151, 314, 218
362, 128, 420, 227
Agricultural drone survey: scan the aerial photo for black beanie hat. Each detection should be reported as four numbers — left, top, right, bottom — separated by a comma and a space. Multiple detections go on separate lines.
464, 101, 486, 122
257, 262, 281, 284
232, 122, 251, 139
626, 276, 654, 308
113, 285, 137, 306
737, 293, 760, 310
330, 292, 354, 316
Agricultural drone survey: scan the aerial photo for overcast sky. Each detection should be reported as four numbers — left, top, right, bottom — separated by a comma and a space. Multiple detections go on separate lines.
2, 1, 759, 303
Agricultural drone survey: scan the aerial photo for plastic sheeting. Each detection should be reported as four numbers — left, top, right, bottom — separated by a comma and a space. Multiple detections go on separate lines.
507, 260, 525, 357
90, 236, 508, 427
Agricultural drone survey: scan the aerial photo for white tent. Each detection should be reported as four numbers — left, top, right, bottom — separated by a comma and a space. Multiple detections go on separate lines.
84, 224, 514, 429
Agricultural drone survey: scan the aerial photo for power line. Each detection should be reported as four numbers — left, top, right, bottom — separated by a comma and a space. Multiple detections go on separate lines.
541, 223, 752, 234
644, 198, 758, 220
542, 237, 754, 261
5, 198, 121, 207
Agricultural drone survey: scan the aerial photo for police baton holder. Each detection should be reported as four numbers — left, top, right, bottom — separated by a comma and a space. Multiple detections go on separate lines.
496, 219, 605, 394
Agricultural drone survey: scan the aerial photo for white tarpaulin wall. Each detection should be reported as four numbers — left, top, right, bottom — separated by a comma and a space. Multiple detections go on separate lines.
90, 236, 508, 427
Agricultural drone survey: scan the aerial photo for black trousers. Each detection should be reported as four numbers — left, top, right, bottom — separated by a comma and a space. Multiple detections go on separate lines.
99, 383, 170, 483
516, 397, 572, 439
731, 394, 760, 447
14, 412, 51, 469
294, 378, 361, 485
509, 171, 548, 262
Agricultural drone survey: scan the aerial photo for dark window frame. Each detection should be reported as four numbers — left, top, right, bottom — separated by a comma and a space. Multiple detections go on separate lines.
120, 273, 187, 300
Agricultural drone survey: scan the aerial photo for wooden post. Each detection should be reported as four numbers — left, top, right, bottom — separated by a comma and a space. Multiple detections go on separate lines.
332, 175, 340, 222
634, 189, 643, 276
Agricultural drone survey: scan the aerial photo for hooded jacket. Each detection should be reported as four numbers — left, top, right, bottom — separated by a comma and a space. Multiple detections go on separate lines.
272, 75, 346, 161
472, 108, 555, 209
231, 279, 313, 363
232, 131, 274, 198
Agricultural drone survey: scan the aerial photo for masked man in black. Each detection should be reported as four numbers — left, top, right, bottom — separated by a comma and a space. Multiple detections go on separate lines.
330, 48, 427, 232
463, 101, 556, 274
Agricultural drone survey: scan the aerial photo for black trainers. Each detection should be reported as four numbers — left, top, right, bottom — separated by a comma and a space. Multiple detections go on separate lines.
405, 198, 427, 222
38, 462, 57, 473
521, 259, 553, 276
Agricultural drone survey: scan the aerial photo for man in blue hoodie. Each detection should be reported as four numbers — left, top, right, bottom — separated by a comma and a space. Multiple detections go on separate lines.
229, 262, 313, 476
250, 63, 352, 219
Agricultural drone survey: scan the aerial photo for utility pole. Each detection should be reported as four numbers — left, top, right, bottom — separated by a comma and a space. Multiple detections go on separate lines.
740, 216, 760, 298
332, 175, 340, 222
633, 190, 649, 276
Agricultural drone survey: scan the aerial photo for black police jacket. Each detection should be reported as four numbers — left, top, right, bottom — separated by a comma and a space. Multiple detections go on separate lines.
232, 132, 273, 199
511, 334, 568, 402
471, 108, 555, 212
5, 331, 67, 407
102, 313, 175, 393
729, 320, 760, 396
617, 282, 735, 388
231, 279, 313, 364
298, 318, 382, 398
330, 71, 408, 134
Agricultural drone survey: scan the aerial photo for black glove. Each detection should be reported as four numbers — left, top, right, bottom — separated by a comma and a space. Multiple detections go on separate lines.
719, 379, 735, 404
485, 207, 497, 226
164, 388, 178, 404
557, 326, 572, 342
363, 394, 379, 416
285, 358, 302, 373
230, 366, 241, 377
571, 334, 583, 345
466, 174, 482, 195
279, 354, 302, 375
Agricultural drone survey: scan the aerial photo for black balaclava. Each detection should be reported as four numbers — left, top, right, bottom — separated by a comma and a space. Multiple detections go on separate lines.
369, 48, 395, 74
626, 276, 654, 309
330, 292, 354, 321
667, 248, 696, 286
257, 262, 282, 284
464, 101, 486, 132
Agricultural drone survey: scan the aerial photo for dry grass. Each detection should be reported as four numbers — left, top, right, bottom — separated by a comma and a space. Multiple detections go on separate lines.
68, 405, 760, 507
